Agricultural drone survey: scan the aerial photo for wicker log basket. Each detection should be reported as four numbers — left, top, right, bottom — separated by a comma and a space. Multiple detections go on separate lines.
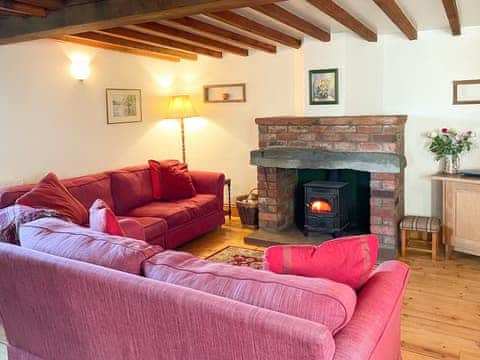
236, 188, 259, 229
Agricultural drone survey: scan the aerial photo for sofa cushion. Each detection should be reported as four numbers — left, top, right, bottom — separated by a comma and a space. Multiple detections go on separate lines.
127, 202, 191, 228
0, 184, 32, 209
16, 173, 88, 225
63, 172, 114, 211
118, 216, 167, 243
89, 199, 124, 237
148, 160, 196, 201
143, 250, 357, 335
126, 194, 218, 229
178, 194, 219, 218
19, 218, 163, 275
110, 166, 153, 215
264, 235, 379, 290
0, 173, 114, 212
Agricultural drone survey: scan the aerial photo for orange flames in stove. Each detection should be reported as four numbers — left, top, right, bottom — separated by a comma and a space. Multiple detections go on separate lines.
310, 200, 332, 213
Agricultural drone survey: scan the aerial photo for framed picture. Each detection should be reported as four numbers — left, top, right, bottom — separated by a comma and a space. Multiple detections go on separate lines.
309, 69, 338, 105
106, 88, 142, 124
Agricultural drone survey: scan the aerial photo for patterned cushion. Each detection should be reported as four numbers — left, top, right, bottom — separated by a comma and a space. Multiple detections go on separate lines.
400, 216, 440, 232
0, 205, 69, 245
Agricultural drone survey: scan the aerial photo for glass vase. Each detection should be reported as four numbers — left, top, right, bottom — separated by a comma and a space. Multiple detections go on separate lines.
443, 155, 461, 174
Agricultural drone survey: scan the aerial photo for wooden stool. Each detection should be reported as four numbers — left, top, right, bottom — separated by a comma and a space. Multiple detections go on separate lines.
400, 216, 441, 260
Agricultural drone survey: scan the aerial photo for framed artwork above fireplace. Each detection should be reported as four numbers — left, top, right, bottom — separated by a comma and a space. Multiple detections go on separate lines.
309, 68, 338, 105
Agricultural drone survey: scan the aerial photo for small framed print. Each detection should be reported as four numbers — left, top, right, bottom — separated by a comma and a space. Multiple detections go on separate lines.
106, 88, 142, 124
309, 69, 339, 105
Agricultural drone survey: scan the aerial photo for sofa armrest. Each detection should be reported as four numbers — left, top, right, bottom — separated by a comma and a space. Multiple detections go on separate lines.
189, 170, 225, 209
333, 260, 410, 360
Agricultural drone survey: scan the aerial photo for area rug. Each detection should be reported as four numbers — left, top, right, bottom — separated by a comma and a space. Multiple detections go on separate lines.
206, 246, 265, 269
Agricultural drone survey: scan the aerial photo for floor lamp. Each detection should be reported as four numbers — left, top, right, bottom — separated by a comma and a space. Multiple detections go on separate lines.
166, 95, 198, 163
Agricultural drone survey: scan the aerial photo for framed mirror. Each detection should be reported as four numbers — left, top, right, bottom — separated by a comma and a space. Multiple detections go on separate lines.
453, 79, 480, 105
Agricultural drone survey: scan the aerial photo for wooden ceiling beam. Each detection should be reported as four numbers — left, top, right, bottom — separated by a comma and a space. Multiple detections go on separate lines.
206, 10, 302, 48
251, 3, 330, 42
15, 0, 63, 10
133, 21, 247, 56
99, 27, 223, 58
306, 0, 377, 42
0, 0, 283, 44
0, 1, 47, 17
55, 35, 180, 62
442, 0, 461, 35
73, 31, 198, 60
373, 0, 416, 40
169, 17, 276, 53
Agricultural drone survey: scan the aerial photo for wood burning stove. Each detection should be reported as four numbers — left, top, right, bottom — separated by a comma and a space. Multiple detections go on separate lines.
303, 181, 349, 237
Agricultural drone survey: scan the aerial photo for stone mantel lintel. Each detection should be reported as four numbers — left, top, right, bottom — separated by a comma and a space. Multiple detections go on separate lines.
250, 148, 406, 173
255, 115, 407, 126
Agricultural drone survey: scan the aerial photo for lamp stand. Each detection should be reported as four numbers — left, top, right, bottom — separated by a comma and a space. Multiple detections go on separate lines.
180, 117, 186, 163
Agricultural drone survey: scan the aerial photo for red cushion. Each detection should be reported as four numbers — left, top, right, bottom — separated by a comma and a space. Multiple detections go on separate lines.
89, 199, 124, 237
110, 167, 153, 215
63, 172, 114, 211
264, 234, 379, 290
127, 202, 191, 228
148, 160, 196, 201
15, 173, 88, 225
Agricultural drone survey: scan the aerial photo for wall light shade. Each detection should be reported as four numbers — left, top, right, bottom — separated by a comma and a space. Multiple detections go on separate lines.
70, 58, 90, 81
166, 95, 198, 119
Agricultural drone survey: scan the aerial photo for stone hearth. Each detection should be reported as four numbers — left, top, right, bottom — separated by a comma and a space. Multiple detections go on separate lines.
248, 115, 407, 260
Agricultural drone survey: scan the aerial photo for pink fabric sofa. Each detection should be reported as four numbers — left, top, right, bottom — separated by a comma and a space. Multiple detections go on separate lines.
0, 164, 225, 249
0, 240, 410, 360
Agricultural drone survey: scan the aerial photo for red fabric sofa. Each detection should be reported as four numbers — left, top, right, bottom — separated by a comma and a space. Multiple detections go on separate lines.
0, 164, 225, 249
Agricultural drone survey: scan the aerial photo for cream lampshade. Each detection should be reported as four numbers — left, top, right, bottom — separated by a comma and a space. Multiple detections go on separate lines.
166, 95, 198, 163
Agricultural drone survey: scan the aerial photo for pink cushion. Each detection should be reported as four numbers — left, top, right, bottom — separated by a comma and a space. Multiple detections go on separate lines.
148, 160, 196, 201
264, 234, 379, 290
15, 173, 88, 225
110, 166, 153, 215
89, 199, 124, 236
19, 218, 163, 275
143, 250, 357, 334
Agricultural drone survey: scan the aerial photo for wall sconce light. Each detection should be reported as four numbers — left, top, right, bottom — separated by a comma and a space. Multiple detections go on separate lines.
70, 56, 90, 81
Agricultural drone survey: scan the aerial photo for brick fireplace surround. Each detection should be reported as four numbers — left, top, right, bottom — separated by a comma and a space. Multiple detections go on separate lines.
250, 116, 407, 260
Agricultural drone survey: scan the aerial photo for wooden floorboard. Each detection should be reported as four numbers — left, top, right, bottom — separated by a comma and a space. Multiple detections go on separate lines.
1, 217, 479, 359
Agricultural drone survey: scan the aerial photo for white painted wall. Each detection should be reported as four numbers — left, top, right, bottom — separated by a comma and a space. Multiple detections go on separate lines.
0, 39, 296, 200
382, 27, 480, 216
296, 28, 480, 216
2, 28, 480, 216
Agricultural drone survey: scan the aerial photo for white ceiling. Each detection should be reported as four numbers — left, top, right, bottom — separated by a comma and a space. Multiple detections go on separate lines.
215, 0, 480, 41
